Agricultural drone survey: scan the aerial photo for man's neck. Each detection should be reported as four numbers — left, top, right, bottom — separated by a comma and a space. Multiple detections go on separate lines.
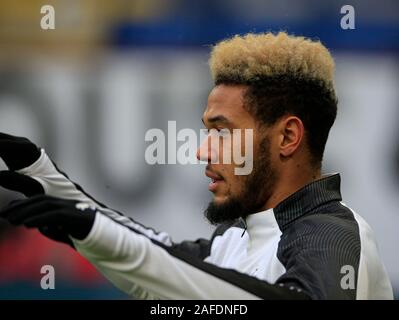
262, 166, 321, 210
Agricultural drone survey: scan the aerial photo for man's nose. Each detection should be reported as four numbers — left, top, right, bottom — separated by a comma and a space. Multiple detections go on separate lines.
196, 135, 210, 162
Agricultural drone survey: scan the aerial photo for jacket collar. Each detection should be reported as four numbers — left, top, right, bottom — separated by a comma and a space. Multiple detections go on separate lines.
272, 173, 342, 229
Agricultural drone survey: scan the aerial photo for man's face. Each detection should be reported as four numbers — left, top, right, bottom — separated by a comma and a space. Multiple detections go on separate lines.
197, 84, 278, 224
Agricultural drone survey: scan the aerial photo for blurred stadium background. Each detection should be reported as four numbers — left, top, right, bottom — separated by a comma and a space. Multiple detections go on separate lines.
0, 0, 398, 299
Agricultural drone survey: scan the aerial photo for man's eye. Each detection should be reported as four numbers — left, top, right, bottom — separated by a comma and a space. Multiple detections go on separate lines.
206, 128, 230, 136
215, 128, 230, 137
206, 128, 217, 133
218, 128, 230, 135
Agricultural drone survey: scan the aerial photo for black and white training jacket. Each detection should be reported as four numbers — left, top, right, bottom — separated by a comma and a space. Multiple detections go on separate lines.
17, 149, 393, 299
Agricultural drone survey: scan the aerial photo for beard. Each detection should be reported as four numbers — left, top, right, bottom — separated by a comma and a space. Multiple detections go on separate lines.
204, 136, 277, 225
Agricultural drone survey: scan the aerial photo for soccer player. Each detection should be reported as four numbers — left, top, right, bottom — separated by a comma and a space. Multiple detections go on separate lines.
0, 32, 393, 299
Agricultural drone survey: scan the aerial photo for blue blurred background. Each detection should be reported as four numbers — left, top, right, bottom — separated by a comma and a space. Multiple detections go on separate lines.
0, 0, 398, 299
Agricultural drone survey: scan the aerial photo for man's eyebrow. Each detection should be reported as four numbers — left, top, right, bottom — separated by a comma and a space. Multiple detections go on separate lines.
201, 115, 230, 125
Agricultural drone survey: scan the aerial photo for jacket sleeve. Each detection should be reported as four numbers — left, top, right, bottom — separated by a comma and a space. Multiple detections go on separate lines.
72, 210, 308, 299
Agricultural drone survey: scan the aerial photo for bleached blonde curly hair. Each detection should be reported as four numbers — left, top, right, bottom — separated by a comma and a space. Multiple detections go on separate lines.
209, 31, 335, 93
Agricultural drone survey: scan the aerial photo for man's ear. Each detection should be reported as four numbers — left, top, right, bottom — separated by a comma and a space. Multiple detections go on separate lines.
278, 116, 305, 158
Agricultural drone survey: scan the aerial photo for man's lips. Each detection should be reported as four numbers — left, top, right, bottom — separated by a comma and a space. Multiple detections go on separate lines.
205, 169, 224, 192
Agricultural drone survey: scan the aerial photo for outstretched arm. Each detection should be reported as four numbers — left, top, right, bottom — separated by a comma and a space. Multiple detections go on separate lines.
1, 195, 308, 300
